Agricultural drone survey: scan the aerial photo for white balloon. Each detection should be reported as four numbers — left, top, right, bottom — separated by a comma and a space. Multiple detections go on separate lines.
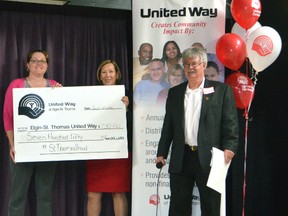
246, 26, 282, 73
231, 22, 262, 43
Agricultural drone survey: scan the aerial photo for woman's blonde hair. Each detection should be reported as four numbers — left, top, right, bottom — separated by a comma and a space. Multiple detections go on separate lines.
96, 59, 122, 84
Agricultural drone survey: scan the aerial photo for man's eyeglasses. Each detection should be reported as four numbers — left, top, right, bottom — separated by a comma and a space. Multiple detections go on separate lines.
183, 62, 203, 69
30, 59, 47, 65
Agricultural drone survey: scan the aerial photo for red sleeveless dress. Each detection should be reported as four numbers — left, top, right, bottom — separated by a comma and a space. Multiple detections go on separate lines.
86, 153, 132, 192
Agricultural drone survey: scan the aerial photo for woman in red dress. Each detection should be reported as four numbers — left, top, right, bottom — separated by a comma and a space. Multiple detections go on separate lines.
86, 60, 131, 216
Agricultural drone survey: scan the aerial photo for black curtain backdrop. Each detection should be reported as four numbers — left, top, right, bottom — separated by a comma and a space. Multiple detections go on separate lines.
0, 2, 132, 216
225, 1, 288, 215
1, 1, 288, 216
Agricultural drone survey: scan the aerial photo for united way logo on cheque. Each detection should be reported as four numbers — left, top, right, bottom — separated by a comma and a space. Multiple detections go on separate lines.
18, 94, 45, 119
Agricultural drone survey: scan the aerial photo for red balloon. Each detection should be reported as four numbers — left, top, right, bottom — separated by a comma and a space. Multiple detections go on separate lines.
216, 33, 246, 71
231, 0, 262, 30
225, 72, 254, 109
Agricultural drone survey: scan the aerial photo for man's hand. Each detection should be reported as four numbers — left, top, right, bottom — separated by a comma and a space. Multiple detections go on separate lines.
224, 149, 235, 164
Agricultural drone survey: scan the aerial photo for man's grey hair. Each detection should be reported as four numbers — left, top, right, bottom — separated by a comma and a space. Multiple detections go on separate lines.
182, 47, 208, 65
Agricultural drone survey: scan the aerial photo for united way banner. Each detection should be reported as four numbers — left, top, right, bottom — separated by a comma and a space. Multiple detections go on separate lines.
132, 1, 226, 215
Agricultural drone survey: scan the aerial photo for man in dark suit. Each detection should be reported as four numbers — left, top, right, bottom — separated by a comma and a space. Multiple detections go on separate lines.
156, 47, 239, 216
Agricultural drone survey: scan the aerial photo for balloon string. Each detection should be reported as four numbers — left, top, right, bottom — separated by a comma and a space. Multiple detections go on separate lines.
245, 30, 249, 43
241, 77, 256, 216
252, 71, 258, 86
245, 58, 249, 77
241, 108, 249, 216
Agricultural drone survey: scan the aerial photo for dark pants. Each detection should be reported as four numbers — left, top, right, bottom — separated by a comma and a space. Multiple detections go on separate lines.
8, 160, 56, 216
169, 146, 221, 216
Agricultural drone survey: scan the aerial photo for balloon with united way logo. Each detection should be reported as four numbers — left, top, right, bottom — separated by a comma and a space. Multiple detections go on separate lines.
231, 0, 262, 30
225, 72, 254, 109
246, 26, 282, 73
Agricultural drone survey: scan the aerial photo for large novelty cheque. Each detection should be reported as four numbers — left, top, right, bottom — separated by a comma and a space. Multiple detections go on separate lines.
13, 85, 128, 163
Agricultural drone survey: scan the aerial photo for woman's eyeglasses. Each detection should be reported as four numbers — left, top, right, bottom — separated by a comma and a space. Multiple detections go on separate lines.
30, 59, 47, 65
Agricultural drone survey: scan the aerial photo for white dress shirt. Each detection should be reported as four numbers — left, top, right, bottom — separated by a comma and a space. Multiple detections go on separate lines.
184, 78, 205, 146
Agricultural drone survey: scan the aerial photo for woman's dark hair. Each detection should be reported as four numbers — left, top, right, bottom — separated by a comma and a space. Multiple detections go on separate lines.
161, 40, 182, 62
26, 49, 49, 77
207, 61, 219, 74
26, 49, 49, 64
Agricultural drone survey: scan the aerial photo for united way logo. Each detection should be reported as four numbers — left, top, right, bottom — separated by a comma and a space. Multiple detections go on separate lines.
149, 194, 160, 205
252, 35, 273, 56
18, 94, 45, 119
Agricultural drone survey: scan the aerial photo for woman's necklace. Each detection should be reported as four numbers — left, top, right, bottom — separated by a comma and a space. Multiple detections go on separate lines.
25, 78, 47, 87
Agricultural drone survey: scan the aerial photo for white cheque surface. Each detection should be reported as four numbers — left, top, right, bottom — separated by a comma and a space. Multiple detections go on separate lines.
13, 85, 128, 163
